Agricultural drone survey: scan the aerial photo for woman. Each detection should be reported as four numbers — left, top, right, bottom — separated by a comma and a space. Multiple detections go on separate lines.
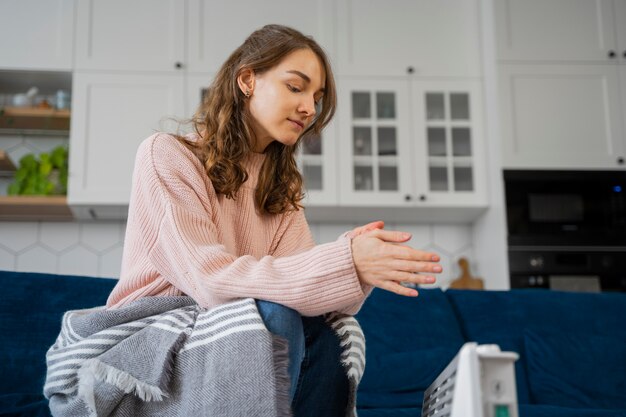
106, 24, 442, 416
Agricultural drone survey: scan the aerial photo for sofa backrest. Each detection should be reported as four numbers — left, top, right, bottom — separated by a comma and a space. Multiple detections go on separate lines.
0, 270, 116, 395
356, 288, 466, 410
446, 289, 626, 406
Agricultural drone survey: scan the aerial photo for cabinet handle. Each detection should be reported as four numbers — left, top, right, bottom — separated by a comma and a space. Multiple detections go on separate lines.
608, 50, 617, 59
407, 66, 415, 74
419, 194, 427, 202
404, 194, 412, 202
618, 157, 625, 165
175, 62, 184, 69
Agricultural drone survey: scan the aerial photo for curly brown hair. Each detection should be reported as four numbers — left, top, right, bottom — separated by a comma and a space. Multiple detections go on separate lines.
177, 24, 337, 215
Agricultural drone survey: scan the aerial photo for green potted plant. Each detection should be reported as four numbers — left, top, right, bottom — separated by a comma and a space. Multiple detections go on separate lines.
7, 146, 68, 196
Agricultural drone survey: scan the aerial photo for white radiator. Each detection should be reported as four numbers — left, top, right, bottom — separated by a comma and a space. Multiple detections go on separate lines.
421, 343, 519, 417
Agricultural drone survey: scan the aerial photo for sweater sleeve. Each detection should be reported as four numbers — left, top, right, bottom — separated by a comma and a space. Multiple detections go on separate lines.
140, 135, 368, 316
271, 208, 373, 315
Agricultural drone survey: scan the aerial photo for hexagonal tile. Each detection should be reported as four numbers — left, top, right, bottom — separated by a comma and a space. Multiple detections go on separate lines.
81, 222, 124, 252
432, 224, 472, 254
0, 246, 15, 270
394, 224, 431, 249
58, 246, 99, 277
16, 245, 57, 274
40, 222, 80, 252
99, 245, 124, 279
0, 222, 38, 252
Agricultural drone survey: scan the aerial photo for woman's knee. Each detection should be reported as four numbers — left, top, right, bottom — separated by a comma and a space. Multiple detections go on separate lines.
256, 300, 304, 344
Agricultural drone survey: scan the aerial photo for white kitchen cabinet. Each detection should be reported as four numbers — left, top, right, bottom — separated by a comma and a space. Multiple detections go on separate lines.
337, 79, 413, 206
335, 0, 482, 77
495, 0, 626, 170
494, 0, 616, 61
0, 0, 74, 71
337, 78, 487, 210
495, 0, 623, 63
187, 0, 334, 74
411, 80, 487, 207
499, 64, 625, 169
74, 0, 185, 72
297, 123, 339, 206
68, 72, 185, 217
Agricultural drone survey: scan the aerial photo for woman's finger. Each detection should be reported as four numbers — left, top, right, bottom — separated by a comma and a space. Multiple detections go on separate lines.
387, 245, 440, 262
391, 259, 443, 274
377, 279, 419, 297
366, 229, 412, 243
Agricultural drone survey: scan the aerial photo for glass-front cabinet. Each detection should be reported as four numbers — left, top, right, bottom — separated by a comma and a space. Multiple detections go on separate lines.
411, 80, 486, 206
336, 78, 486, 208
337, 79, 412, 205
296, 122, 339, 206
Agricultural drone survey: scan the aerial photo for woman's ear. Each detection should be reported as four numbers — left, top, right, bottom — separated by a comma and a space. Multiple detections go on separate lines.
237, 68, 255, 97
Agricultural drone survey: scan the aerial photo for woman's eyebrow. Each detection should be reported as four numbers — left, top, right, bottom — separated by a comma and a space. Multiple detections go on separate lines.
286, 70, 326, 93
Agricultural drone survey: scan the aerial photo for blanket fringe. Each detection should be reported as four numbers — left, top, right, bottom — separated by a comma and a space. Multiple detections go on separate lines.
79, 359, 167, 403
272, 335, 293, 417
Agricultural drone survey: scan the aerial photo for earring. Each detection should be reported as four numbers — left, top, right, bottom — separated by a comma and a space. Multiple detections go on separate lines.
244, 89, 251, 98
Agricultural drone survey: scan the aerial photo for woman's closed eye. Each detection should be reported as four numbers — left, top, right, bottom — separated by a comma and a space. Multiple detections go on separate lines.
287, 84, 302, 93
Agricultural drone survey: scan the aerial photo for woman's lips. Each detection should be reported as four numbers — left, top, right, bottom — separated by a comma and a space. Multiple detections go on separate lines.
288, 119, 304, 130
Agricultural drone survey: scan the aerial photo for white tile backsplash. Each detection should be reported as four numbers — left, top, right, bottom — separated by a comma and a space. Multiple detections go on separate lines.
16, 245, 57, 274
40, 222, 80, 251
58, 245, 99, 276
0, 220, 477, 288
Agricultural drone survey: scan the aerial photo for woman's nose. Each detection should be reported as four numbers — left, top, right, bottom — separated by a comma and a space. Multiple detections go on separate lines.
299, 96, 316, 117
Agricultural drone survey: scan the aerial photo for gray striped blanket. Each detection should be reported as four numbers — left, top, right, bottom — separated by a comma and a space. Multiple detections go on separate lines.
44, 296, 365, 417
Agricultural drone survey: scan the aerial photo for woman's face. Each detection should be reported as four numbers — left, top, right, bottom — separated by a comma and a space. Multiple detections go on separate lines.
245, 48, 326, 153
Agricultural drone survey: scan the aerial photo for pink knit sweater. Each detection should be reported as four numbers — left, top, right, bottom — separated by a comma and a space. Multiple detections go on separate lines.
106, 133, 370, 316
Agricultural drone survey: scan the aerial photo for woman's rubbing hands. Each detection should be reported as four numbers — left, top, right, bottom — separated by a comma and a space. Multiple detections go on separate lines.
350, 227, 441, 297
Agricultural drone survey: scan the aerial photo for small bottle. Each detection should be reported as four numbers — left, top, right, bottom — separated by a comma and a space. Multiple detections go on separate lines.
56, 90, 69, 110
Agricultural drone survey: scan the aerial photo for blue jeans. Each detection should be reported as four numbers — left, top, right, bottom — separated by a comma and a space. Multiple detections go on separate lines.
256, 300, 349, 417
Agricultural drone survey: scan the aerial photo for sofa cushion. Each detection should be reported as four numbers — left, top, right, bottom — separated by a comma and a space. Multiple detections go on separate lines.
0, 270, 116, 396
0, 394, 52, 417
446, 289, 626, 405
518, 404, 626, 417
524, 328, 626, 410
356, 288, 465, 409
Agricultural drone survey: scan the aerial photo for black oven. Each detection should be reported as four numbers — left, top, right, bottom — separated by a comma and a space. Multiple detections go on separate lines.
504, 170, 626, 292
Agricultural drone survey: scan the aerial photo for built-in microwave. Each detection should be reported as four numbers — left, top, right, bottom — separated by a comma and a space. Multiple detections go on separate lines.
504, 170, 626, 247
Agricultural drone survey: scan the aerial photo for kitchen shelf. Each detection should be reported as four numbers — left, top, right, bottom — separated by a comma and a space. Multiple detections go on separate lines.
0, 195, 73, 221
0, 149, 16, 176
0, 106, 70, 135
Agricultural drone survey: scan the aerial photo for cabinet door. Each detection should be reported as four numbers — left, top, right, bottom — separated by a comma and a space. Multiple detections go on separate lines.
68, 72, 185, 206
495, 0, 617, 62
0, 0, 74, 70
75, 0, 184, 72
411, 80, 487, 206
616, 0, 626, 58
297, 121, 339, 206
187, 0, 334, 74
335, 0, 482, 77
337, 79, 412, 206
499, 64, 625, 169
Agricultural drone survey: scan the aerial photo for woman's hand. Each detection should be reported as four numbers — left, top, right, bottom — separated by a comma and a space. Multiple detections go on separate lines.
351, 229, 441, 297
347, 220, 385, 238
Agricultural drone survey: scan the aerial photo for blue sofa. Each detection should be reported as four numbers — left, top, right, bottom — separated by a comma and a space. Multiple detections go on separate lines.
1, 269, 625, 417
